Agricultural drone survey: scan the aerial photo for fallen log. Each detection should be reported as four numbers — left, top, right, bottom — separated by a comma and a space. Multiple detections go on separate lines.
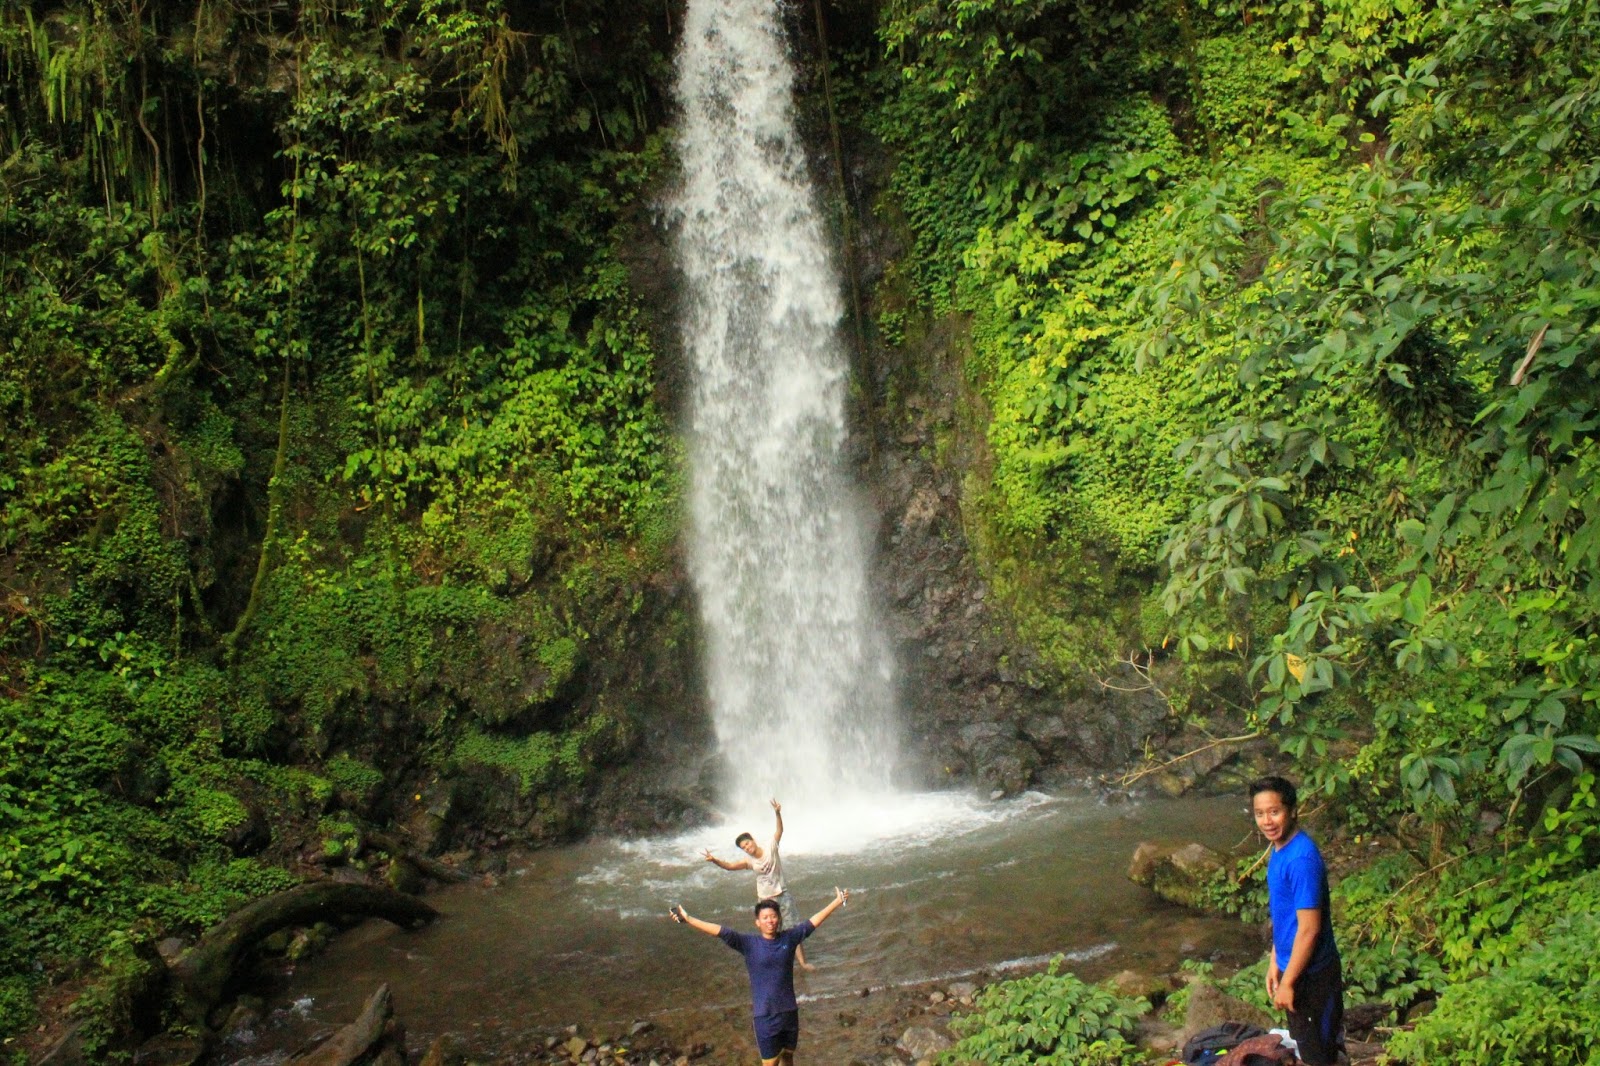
170, 882, 438, 1024
289, 983, 403, 1066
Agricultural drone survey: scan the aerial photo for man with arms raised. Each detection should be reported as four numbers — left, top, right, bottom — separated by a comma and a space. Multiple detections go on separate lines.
670, 887, 849, 1066
1251, 775, 1345, 1065
702, 798, 810, 968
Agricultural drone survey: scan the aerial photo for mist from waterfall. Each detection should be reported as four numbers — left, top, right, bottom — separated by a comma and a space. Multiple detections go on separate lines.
670, 0, 900, 817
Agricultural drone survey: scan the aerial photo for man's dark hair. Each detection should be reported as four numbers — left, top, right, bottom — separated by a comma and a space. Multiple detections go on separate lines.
734, 831, 754, 848
1249, 775, 1298, 809
754, 898, 781, 919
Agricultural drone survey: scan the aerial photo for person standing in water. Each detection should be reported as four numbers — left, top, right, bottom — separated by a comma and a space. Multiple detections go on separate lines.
670, 887, 849, 1066
702, 798, 811, 969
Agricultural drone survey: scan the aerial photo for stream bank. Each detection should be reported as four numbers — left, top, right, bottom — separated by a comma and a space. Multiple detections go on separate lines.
205, 793, 1265, 1066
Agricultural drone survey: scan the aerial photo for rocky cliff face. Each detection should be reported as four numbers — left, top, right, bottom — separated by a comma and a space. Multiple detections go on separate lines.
856, 307, 1176, 798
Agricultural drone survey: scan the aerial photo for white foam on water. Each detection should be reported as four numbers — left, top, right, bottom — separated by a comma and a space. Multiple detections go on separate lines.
615, 790, 1053, 863
577, 790, 1061, 910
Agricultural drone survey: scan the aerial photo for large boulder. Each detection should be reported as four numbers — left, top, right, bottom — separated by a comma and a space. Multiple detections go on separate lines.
1180, 983, 1277, 1046
1128, 841, 1228, 910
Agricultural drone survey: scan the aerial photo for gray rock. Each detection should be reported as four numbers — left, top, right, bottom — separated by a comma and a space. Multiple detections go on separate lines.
957, 721, 1010, 750
1180, 982, 1276, 1045
221, 1003, 262, 1042
132, 1032, 206, 1066
1128, 841, 1168, 885
1107, 969, 1170, 1004
896, 1025, 952, 1059
981, 747, 1040, 796
1135, 1015, 1183, 1055
1170, 842, 1225, 878
900, 486, 944, 536
37, 1025, 88, 1066
1021, 714, 1073, 758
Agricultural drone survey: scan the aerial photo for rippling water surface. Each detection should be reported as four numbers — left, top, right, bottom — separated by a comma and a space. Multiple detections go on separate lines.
233, 791, 1262, 1062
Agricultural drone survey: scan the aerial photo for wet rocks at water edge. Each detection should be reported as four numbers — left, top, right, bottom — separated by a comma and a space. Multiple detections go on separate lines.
287, 984, 405, 1066
1127, 840, 1229, 911
896, 1024, 952, 1061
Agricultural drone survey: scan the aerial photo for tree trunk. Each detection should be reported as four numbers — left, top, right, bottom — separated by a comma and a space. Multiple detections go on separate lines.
170, 883, 437, 1025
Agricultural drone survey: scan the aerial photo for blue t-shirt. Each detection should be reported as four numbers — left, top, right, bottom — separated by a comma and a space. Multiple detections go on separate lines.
718, 919, 815, 1016
1267, 830, 1338, 974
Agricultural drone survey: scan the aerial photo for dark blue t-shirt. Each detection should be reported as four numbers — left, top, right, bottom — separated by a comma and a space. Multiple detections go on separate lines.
1267, 830, 1338, 974
718, 919, 815, 1016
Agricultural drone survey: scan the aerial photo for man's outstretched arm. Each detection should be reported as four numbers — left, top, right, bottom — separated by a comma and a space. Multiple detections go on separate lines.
808, 887, 850, 929
771, 798, 784, 845
670, 904, 722, 937
701, 848, 751, 871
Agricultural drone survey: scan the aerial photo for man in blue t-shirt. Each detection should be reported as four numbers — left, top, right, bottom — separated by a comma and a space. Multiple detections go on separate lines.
1251, 775, 1345, 1065
672, 886, 849, 1065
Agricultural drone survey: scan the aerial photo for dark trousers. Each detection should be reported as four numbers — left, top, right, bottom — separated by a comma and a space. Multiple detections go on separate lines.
1287, 958, 1345, 1065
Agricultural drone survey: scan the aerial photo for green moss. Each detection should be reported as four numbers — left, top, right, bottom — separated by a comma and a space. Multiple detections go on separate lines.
453, 730, 561, 792
175, 785, 249, 841
325, 755, 384, 801
452, 714, 613, 794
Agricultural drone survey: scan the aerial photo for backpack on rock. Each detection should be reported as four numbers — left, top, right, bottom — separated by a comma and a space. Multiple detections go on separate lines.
1182, 1022, 1269, 1065
1218, 1033, 1299, 1066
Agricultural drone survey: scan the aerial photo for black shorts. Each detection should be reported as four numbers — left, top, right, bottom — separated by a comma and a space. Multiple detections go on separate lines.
1287, 958, 1345, 1066
753, 1010, 800, 1060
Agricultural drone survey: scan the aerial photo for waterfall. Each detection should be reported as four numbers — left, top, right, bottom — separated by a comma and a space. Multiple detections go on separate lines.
670, 0, 899, 816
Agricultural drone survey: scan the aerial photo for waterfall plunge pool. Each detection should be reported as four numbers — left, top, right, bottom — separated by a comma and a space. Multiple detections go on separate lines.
226, 790, 1264, 1063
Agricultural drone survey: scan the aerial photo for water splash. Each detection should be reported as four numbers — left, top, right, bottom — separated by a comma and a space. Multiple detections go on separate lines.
671, 0, 898, 815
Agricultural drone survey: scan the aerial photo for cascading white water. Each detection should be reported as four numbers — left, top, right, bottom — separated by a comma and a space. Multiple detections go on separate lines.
671, 0, 899, 816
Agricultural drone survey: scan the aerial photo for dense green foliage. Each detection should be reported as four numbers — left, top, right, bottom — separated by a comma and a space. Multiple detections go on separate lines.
6, 0, 1600, 1056
868, 0, 1600, 1057
1, 0, 674, 1046
940, 959, 1148, 1065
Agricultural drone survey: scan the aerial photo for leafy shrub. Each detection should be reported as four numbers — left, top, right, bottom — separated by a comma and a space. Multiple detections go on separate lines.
1386, 909, 1600, 1065
0, 973, 36, 1052
317, 815, 362, 863
452, 713, 614, 793
69, 931, 160, 1058
941, 958, 1148, 1065
138, 858, 299, 932
1195, 854, 1269, 924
